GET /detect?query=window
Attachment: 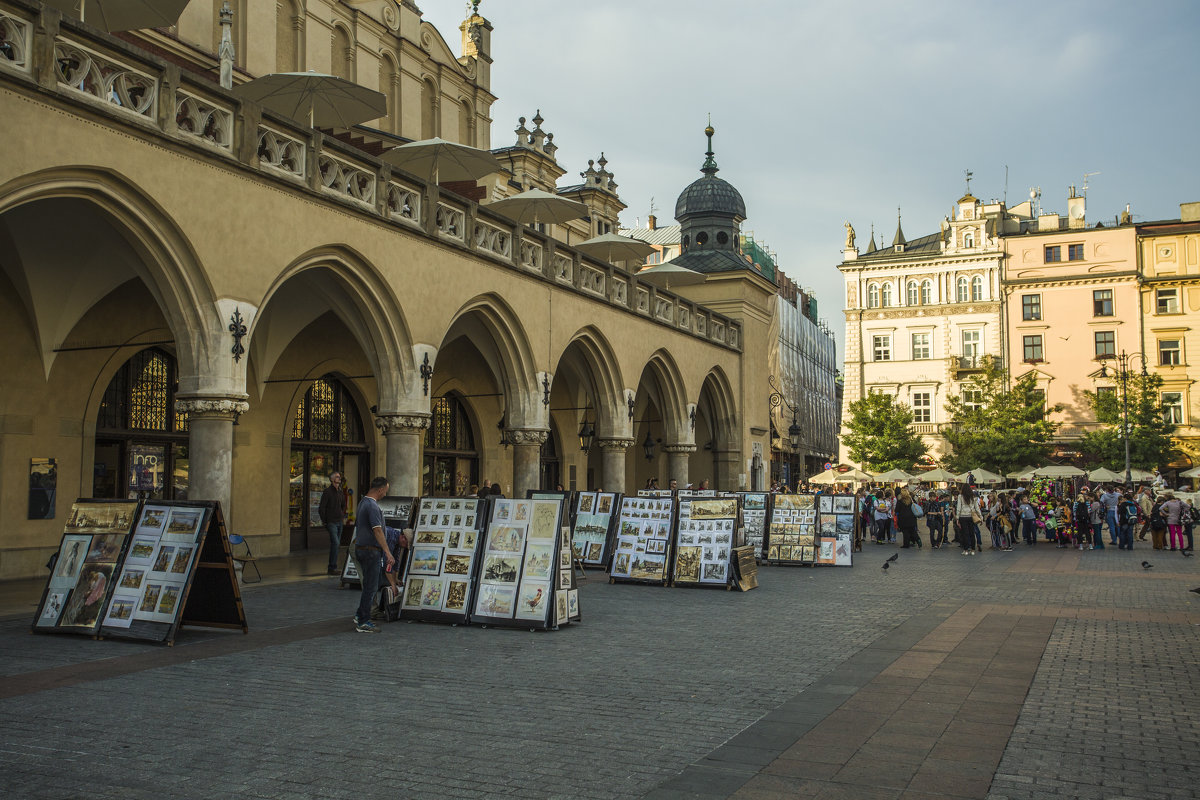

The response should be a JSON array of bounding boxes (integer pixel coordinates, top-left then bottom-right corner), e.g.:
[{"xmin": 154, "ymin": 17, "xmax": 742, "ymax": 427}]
[
  {"xmin": 1045, "ymin": 245, "xmax": 1062, "ymax": 262},
  {"xmin": 962, "ymin": 388, "xmax": 984, "ymax": 410},
  {"xmin": 867, "ymin": 284, "xmax": 879, "ymax": 308},
  {"xmin": 1068, "ymin": 243, "xmax": 1084, "ymax": 261},
  {"xmin": 872, "ymin": 335, "xmax": 892, "ymax": 361},
  {"xmin": 956, "ymin": 276, "xmax": 969, "ymax": 302},
  {"xmin": 962, "ymin": 330, "xmax": 981, "ymax": 360},
  {"xmin": 1023, "ymin": 335, "xmax": 1043, "ymax": 362},
  {"xmin": 1096, "ymin": 386, "xmax": 1116, "ymax": 400},
  {"xmin": 963, "ymin": 231, "xmax": 974, "ymax": 248},
  {"xmin": 971, "ymin": 275, "xmax": 983, "ymax": 301},
  {"xmin": 1094, "ymin": 331, "xmax": 1115, "ymax": 358},
  {"xmin": 1029, "ymin": 388, "xmax": 1047, "ymax": 414},
  {"xmin": 716, "ymin": 231, "xmax": 728, "ymax": 244},
  {"xmin": 911, "ymin": 332, "xmax": 931, "ymax": 360},
  {"xmin": 1162, "ymin": 392, "xmax": 1184, "ymax": 424},
  {"xmin": 920, "ymin": 279, "xmax": 932, "ymax": 305},
  {"xmin": 695, "ymin": 231, "xmax": 709, "ymax": 246},
  {"xmin": 1093, "ymin": 289, "xmax": 1113, "ymax": 316},
  {"xmin": 880, "ymin": 283, "xmax": 893, "ymax": 307},
  {"xmin": 911, "ymin": 392, "xmax": 932, "ymax": 423},
  {"xmin": 1022, "ymin": 294, "xmax": 1042, "ymax": 320},
  {"xmin": 1160, "ymin": 339, "xmax": 1181, "ymax": 366},
  {"xmin": 907, "ymin": 281, "xmax": 918, "ymax": 306},
  {"xmin": 1157, "ymin": 288, "xmax": 1179, "ymax": 314}
]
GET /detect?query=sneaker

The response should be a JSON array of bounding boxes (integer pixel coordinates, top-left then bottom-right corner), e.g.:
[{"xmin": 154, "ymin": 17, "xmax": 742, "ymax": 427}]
[{"xmin": 355, "ymin": 621, "xmax": 380, "ymax": 633}]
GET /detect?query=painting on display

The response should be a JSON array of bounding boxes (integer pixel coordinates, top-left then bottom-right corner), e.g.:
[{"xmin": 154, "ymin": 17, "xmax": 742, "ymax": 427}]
[
  {"xmin": 400, "ymin": 497, "xmax": 483, "ymax": 623},
  {"xmin": 673, "ymin": 497, "xmax": 737, "ymax": 587},
  {"xmin": 609, "ymin": 496, "xmax": 674, "ymax": 585},
  {"xmin": 766, "ymin": 493, "xmax": 856, "ymax": 567},
  {"xmin": 738, "ymin": 492, "xmax": 770, "ymax": 557},
  {"xmin": 571, "ymin": 491, "xmax": 620, "ymax": 568}
]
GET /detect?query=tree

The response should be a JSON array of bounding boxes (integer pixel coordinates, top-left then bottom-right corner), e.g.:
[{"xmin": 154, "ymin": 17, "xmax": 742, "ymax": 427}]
[
  {"xmin": 942, "ymin": 356, "xmax": 1061, "ymax": 474},
  {"xmin": 841, "ymin": 392, "xmax": 926, "ymax": 472},
  {"xmin": 1079, "ymin": 372, "xmax": 1176, "ymax": 471}
]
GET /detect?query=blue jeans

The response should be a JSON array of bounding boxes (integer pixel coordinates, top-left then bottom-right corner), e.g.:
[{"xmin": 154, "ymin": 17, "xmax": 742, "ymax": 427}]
[
  {"xmin": 1118, "ymin": 522, "xmax": 1133, "ymax": 550},
  {"xmin": 1021, "ymin": 518, "xmax": 1036, "ymax": 544},
  {"xmin": 1092, "ymin": 523, "xmax": 1105, "ymax": 549},
  {"xmin": 354, "ymin": 546, "xmax": 383, "ymax": 624},
  {"xmin": 326, "ymin": 523, "xmax": 343, "ymax": 570},
  {"xmin": 1106, "ymin": 510, "xmax": 1119, "ymax": 544}
]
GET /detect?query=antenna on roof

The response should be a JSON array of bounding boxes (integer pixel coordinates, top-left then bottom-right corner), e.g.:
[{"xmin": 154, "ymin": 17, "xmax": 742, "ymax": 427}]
[
  {"xmin": 964, "ymin": 169, "xmax": 973, "ymax": 194},
  {"xmin": 649, "ymin": 196, "xmax": 657, "ymax": 217},
  {"xmin": 1083, "ymin": 171, "xmax": 1100, "ymax": 199}
]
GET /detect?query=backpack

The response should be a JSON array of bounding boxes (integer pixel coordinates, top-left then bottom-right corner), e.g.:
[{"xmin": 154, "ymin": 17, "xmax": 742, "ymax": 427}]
[
  {"xmin": 1118, "ymin": 500, "xmax": 1137, "ymax": 526},
  {"xmin": 1150, "ymin": 503, "xmax": 1167, "ymax": 531}
]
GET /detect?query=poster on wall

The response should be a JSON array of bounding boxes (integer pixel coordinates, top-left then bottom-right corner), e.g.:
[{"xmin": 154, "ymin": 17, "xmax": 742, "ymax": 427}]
[
  {"xmin": 608, "ymin": 496, "xmax": 674, "ymax": 585},
  {"xmin": 471, "ymin": 498, "xmax": 573, "ymax": 629},
  {"xmin": 766, "ymin": 493, "xmax": 855, "ymax": 567},
  {"xmin": 33, "ymin": 500, "xmax": 138, "ymax": 635},
  {"xmin": 400, "ymin": 497, "xmax": 482, "ymax": 624},
  {"xmin": 674, "ymin": 496, "xmax": 738, "ymax": 587},
  {"xmin": 571, "ymin": 491, "xmax": 620, "ymax": 568}
]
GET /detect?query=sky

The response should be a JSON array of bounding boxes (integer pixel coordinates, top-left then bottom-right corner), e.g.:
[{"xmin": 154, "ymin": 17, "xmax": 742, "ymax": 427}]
[{"xmin": 421, "ymin": 0, "xmax": 1200, "ymax": 361}]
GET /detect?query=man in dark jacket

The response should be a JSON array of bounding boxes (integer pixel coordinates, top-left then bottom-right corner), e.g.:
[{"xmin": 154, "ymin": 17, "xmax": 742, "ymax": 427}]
[{"xmin": 319, "ymin": 472, "xmax": 348, "ymax": 575}]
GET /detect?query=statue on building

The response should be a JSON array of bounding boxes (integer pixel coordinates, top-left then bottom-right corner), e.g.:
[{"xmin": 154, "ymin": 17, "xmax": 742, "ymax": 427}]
[{"xmin": 844, "ymin": 221, "xmax": 856, "ymax": 250}]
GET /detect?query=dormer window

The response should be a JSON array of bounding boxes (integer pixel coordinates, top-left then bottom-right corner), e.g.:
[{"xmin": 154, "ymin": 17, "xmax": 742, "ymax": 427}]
[{"xmin": 963, "ymin": 231, "xmax": 974, "ymax": 248}]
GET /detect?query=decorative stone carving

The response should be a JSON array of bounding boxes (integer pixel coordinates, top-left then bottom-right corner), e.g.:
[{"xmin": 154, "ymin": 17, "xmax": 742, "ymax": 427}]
[
  {"xmin": 662, "ymin": 443, "xmax": 697, "ymax": 454},
  {"xmin": 596, "ymin": 438, "xmax": 634, "ymax": 451},
  {"xmin": 174, "ymin": 397, "xmax": 249, "ymax": 420},
  {"xmin": 374, "ymin": 413, "xmax": 430, "ymax": 434},
  {"xmin": 507, "ymin": 429, "xmax": 548, "ymax": 446}
]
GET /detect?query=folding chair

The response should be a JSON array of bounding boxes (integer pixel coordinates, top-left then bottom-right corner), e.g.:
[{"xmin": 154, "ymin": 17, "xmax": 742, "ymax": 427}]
[{"xmin": 228, "ymin": 534, "xmax": 261, "ymax": 583}]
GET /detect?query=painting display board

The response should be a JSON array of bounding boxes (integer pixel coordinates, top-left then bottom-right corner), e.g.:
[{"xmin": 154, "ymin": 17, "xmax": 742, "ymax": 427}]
[
  {"xmin": 673, "ymin": 496, "xmax": 738, "ymax": 587},
  {"xmin": 341, "ymin": 495, "xmax": 417, "ymax": 587},
  {"xmin": 738, "ymin": 493, "xmax": 770, "ymax": 557},
  {"xmin": 471, "ymin": 497, "xmax": 575, "ymax": 630},
  {"xmin": 765, "ymin": 493, "xmax": 856, "ymax": 567},
  {"xmin": 401, "ymin": 497, "xmax": 483, "ymax": 623},
  {"xmin": 34, "ymin": 499, "xmax": 138, "ymax": 636},
  {"xmin": 101, "ymin": 501, "xmax": 247, "ymax": 643},
  {"xmin": 571, "ymin": 491, "xmax": 621, "ymax": 568},
  {"xmin": 608, "ymin": 495, "xmax": 674, "ymax": 585}
]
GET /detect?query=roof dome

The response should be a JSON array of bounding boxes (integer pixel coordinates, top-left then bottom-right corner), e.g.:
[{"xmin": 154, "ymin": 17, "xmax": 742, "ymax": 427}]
[{"xmin": 674, "ymin": 124, "xmax": 746, "ymax": 222}]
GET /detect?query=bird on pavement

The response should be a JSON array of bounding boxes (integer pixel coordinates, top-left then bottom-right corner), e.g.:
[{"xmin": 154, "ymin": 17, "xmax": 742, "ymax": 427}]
[
  {"xmin": 886, "ymin": 553, "xmax": 899, "ymax": 563},
  {"xmin": 1190, "ymin": 587, "xmax": 1200, "ymax": 594},
  {"xmin": 881, "ymin": 562, "xmax": 890, "ymax": 571},
  {"xmin": 1142, "ymin": 561, "xmax": 1153, "ymax": 569}
]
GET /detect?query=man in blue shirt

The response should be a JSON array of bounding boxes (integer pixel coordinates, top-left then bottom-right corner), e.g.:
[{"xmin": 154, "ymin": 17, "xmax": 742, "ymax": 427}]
[
  {"xmin": 1099, "ymin": 485, "xmax": 1122, "ymax": 545},
  {"xmin": 353, "ymin": 476, "xmax": 394, "ymax": 633}
]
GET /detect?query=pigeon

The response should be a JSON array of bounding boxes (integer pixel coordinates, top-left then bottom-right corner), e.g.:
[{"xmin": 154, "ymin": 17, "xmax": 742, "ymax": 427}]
[
  {"xmin": 1190, "ymin": 587, "xmax": 1200, "ymax": 594},
  {"xmin": 1142, "ymin": 561, "xmax": 1153, "ymax": 569},
  {"xmin": 886, "ymin": 553, "xmax": 899, "ymax": 563},
  {"xmin": 881, "ymin": 562, "xmax": 890, "ymax": 571}
]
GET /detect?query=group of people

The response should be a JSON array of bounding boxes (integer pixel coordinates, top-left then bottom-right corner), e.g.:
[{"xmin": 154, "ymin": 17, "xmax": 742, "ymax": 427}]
[{"xmin": 856, "ymin": 483, "xmax": 1196, "ymax": 556}]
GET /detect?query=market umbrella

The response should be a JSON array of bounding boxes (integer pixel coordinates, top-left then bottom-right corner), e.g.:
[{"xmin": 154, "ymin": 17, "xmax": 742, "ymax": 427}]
[
  {"xmin": 872, "ymin": 468, "xmax": 914, "ymax": 483},
  {"xmin": 1032, "ymin": 465, "xmax": 1086, "ymax": 479},
  {"xmin": 380, "ymin": 137, "xmax": 501, "ymax": 184},
  {"xmin": 233, "ymin": 72, "xmax": 386, "ymax": 129},
  {"xmin": 635, "ymin": 262, "xmax": 707, "ymax": 291},
  {"xmin": 1128, "ymin": 468, "xmax": 1155, "ymax": 482},
  {"xmin": 1180, "ymin": 466, "xmax": 1200, "ymax": 479},
  {"xmin": 44, "ymin": 0, "xmax": 193, "ymax": 32},
  {"xmin": 913, "ymin": 467, "xmax": 960, "ymax": 483},
  {"xmin": 810, "ymin": 466, "xmax": 871, "ymax": 484},
  {"xmin": 1087, "ymin": 466, "xmax": 1125, "ymax": 483},
  {"xmin": 575, "ymin": 232, "xmax": 656, "ymax": 264},
  {"xmin": 487, "ymin": 188, "xmax": 587, "ymax": 227},
  {"xmin": 958, "ymin": 468, "xmax": 1005, "ymax": 485},
  {"xmin": 1007, "ymin": 465, "xmax": 1038, "ymax": 479}
]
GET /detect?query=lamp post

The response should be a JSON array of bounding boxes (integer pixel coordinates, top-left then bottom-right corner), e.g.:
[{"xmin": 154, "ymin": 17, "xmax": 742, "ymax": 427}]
[
  {"xmin": 1098, "ymin": 350, "xmax": 1147, "ymax": 486},
  {"xmin": 768, "ymin": 375, "xmax": 802, "ymax": 483}
]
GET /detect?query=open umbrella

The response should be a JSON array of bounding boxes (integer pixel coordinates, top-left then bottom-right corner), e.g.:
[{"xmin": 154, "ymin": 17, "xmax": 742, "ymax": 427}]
[
  {"xmin": 380, "ymin": 137, "xmax": 501, "ymax": 184},
  {"xmin": 635, "ymin": 262, "xmax": 707, "ymax": 291},
  {"xmin": 810, "ymin": 466, "xmax": 871, "ymax": 484},
  {"xmin": 1180, "ymin": 466, "xmax": 1200, "ymax": 479},
  {"xmin": 1007, "ymin": 465, "xmax": 1038, "ymax": 479},
  {"xmin": 44, "ymin": 0, "xmax": 193, "ymax": 32},
  {"xmin": 913, "ymin": 467, "xmax": 959, "ymax": 483},
  {"xmin": 1032, "ymin": 465, "xmax": 1086, "ymax": 479},
  {"xmin": 1087, "ymin": 466, "xmax": 1124, "ymax": 483},
  {"xmin": 575, "ymin": 232, "xmax": 656, "ymax": 264},
  {"xmin": 1127, "ymin": 468, "xmax": 1155, "ymax": 482},
  {"xmin": 872, "ymin": 468, "xmax": 914, "ymax": 483},
  {"xmin": 487, "ymin": 188, "xmax": 587, "ymax": 227},
  {"xmin": 957, "ymin": 468, "xmax": 1005, "ymax": 485},
  {"xmin": 233, "ymin": 72, "xmax": 386, "ymax": 129}
]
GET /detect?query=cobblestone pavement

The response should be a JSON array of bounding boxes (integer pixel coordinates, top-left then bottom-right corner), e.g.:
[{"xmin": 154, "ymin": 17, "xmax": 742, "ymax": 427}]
[{"xmin": 1, "ymin": 544, "xmax": 1197, "ymax": 799}]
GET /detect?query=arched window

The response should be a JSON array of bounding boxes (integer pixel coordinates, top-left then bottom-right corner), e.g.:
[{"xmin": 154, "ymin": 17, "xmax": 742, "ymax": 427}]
[
  {"xmin": 880, "ymin": 283, "xmax": 893, "ymax": 307},
  {"xmin": 696, "ymin": 231, "xmax": 709, "ymax": 247},
  {"xmin": 423, "ymin": 394, "xmax": 478, "ymax": 496},
  {"xmin": 380, "ymin": 55, "xmax": 399, "ymax": 134},
  {"xmin": 275, "ymin": 0, "xmax": 302, "ymax": 72},
  {"xmin": 421, "ymin": 79, "xmax": 438, "ymax": 139},
  {"xmin": 971, "ymin": 275, "xmax": 984, "ymax": 301},
  {"xmin": 458, "ymin": 100, "xmax": 473, "ymax": 146},
  {"xmin": 93, "ymin": 348, "xmax": 189, "ymax": 500},
  {"xmin": 331, "ymin": 26, "xmax": 353, "ymax": 81},
  {"xmin": 920, "ymin": 279, "xmax": 932, "ymax": 305},
  {"xmin": 867, "ymin": 284, "xmax": 879, "ymax": 308},
  {"xmin": 907, "ymin": 281, "xmax": 919, "ymax": 306},
  {"xmin": 956, "ymin": 276, "xmax": 969, "ymax": 303},
  {"xmin": 963, "ymin": 231, "xmax": 974, "ymax": 248},
  {"xmin": 289, "ymin": 376, "xmax": 368, "ymax": 543}
]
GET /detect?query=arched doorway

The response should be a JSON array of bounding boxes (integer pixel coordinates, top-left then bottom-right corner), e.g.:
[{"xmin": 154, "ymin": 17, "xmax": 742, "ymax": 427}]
[
  {"xmin": 288, "ymin": 375, "xmax": 368, "ymax": 551},
  {"xmin": 423, "ymin": 393, "xmax": 479, "ymax": 496},
  {"xmin": 93, "ymin": 348, "xmax": 189, "ymax": 500}
]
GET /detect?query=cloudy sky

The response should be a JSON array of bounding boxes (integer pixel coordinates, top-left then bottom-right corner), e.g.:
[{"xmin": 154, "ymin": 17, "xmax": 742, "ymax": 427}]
[{"xmin": 421, "ymin": 1, "xmax": 1200, "ymax": 359}]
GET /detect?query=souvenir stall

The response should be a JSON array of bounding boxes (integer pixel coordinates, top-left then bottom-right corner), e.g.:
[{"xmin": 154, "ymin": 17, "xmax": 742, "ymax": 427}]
[
  {"xmin": 765, "ymin": 493, "xmax": 855, "ymax": 567},
  {"xmin": 340, "ymin": 495, "xmax": 417, "ymax": 588},
  {"xmin": 608, "ymin": 495, "xmax": 675, "ymax": 585},
  {"xmin": 570, "ymin": 491, "xmax": 621, "ymax": 568},
  {"xmin": 399, "ymin": 497, "xmax": 484, "ymax": 624}
]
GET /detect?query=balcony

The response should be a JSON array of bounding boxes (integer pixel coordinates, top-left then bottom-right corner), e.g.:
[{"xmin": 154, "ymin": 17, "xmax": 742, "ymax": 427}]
[{"xmin": 950, "ymin": 355, "xmax": 999, "ymax": 378}]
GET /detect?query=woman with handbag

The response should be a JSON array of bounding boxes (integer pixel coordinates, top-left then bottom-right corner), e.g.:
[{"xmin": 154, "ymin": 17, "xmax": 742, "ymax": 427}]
[
  {"xmin": 896, "ymin": 488, "xmax": 922, "ymax": 549},
  {"xmin": 955, "ymin": 484, "xmax": 982, "ymax": 555}
]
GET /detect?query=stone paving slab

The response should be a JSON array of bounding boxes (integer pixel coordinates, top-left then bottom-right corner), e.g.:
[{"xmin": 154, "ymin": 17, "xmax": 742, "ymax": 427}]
[{"xmin": 0, "ymin": 544, "xmax": 1197, "ymax": 799}]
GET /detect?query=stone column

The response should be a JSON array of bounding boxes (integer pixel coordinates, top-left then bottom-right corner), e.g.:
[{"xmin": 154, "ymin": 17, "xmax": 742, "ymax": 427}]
[
  {"xmin": 374, "ymin": 413, "xmax": 430, "ymax": 497},
  {"xmin": 664, "ymin": 444, "xmax": 696, "ymax": 489},
  {"xmin": 508, "ymin": 429, "xmax": 548, "ymax": 498},
  {"xmin": 175, "ymin": 396, "xmax": 249, "ymax": 518},
  {"xmin": 596, "ymin": 438, "xmax": 634, "ymax": 493}
]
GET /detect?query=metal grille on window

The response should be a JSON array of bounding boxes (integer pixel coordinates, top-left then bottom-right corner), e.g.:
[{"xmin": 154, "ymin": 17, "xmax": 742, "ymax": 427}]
[
  {"xmin": 129, "ymin": 350, "xmax": 170, "ymax": 431},
  {"xmin": 308, "ymin": 379, "xmax": 336, "ymax": 441}
]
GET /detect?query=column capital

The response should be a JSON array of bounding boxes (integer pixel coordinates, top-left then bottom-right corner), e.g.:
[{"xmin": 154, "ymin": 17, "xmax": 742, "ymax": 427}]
[
  {"xmin": 175, "ymin": 395, "xmax": 249, "ymax": 421},
  {"xmin": 662, "ymin": 443, "xmax": 697, "ymax": 454},
  {"xmin": 507, "ymin": 428, "xmax": 548, "ymax": 446},
  {"xmin": 596, "ymin": 437, "xmax": 635, "ymax": 451},
  {"xmin": 374, "ymin": 413, "xmax": 430, "ymax": 434}
]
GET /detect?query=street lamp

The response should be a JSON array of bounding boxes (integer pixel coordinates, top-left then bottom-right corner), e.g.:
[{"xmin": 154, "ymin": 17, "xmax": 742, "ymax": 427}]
[
  {"xmin": 642, "ymin": 429, "xmax": 656, "ymax": 461},
  {"xmin": 1098, "ymin": 350, "xmax": 1148, "ymax": 486},
  {"xmin": 577, "ymin": 415, "xmax": 595, "ymax": 453},
  {"xmin": 768, "ymin": 374, "xmax": 802, "ymax": 481}
]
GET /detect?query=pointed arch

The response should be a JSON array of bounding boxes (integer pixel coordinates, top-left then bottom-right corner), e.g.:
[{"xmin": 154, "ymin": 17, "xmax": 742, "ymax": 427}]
[
  {"xmin": 440, "ymin": 293, "xmax": 539, "ymax": 425},
  {"xmin": 697, "ymin": 365, "xmax": 738, "ymax": 450},
  {"xmin": 637, "ymin": 349, "xmax": 688, "ymax": 440},
  {"xmin": 553, "ymin": 326, "xmax": 626, "ymax": 434}
]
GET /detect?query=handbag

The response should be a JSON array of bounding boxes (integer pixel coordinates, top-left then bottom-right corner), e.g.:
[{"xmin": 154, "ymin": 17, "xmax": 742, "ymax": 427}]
[
  {"xmin": 913, "ymin": 503, "xmax": 925, "ymax": 517},
  {"xmin": 970, "ymin": 506, "xmax": 983, "ymax": 525}
]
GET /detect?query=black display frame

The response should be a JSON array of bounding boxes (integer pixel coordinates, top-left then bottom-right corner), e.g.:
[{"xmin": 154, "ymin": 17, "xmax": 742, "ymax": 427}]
[{"xmin": 399, "ymin": 496, "xmax": 485, "ymax": 625}]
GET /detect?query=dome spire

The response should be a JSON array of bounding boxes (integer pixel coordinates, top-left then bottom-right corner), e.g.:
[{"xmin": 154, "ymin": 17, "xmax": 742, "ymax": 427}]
[{"xmin": 701, "ymin": 115, "xmax": 719, "ymax": 176}]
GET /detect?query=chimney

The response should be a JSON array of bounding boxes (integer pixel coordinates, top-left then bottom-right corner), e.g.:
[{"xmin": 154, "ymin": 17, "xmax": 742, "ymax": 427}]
[
  {"xmin": 1181, "ymin": 202, "xmax": 1200, "ymax": 222},
  {"xmin": 647, "ymin": 214, "xmax": 657, "ymax": 231},
  {"xmin": 1119, "ymin": 204, "xmax": 1133, "ymax": 225}
]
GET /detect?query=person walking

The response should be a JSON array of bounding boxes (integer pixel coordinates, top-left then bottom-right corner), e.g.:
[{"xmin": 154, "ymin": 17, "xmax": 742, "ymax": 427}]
[
  {"xmin": 318, "ymin": 472, "xmax": 348, "ymax": 575},
  {"xmin": 1117, "ymin": 490, "xmax": 1138, "ymax": 550},
  {"xmin": 955, "ymin": 484, "xmax": 981, "ymax": 555},
  {"xmin": 1161, "ymin": 491, "xmax": 1185, "ymax": 551},
  {"xmin": 352, "ymin": 477, "xmax": 394, "ymax": 634},
  {"xmin": 1074, "ymin": 492, "xmax": 1093, "ymax": 550},
  {"xmin": 1137, "ymin": 486, "xmax": 1154, "ymax": 541},
  {"xmin": 926, "ymin": 492, "xmax": 946, "ymax": 548},
  {"xmin": 1087, "ymin": 490, "xmax": 1105, "ymax": 550},
  {"xmin": 896, "ymin": 488, "xmax": 921, "ymax": 548},
  {"xmin": 1183, "ymin": 498, "xmax": 1195, "ymax": 552},
  {"xmin": 873, "ymin": 489, "xmax": 894, "ymax": 545}
]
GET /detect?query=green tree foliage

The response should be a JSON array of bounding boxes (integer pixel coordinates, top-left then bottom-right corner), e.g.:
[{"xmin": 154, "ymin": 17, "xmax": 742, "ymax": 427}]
[
  {"xmin": 841, "ymin": 392, "xmax": 926, "ymax": 472},
  {"xmin": 1079, "ymin": 372, "xmax": 1176, "ymax": 471},
  {"xmin": 943, "ymin": 356, "xmax": 1061, "ymax": 474}
]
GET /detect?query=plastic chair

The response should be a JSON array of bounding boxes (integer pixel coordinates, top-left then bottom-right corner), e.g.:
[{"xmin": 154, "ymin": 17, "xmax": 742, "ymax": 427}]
[{"xmin": 228, "ymin": 534, "xmax": 261, "ymax": 583}]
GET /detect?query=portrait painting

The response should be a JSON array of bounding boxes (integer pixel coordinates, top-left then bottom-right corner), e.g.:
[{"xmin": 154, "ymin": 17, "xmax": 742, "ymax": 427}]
[
  {"xmin": 475, "ymin": 584, "xmax": 515, "ymax": 617},
  {"xmin": 515, "ymin": 582, "xmax": 550, "ymax": 620},
  {"xmin": 522, "ymin": 544, "xmax": 554, "ymax": 580},
  {"xmin": 53, "ymin": 535, "xmax": 91, "ymax": 581},
  {"xmin": 58, "ymin": 564, "xmax": 113, "ymax": 629},
  {"xmin": 444, "ymin": 580, "xmax": 468, "ymax": 611},
  {"xmin": 443, "ymin": 554, "xmax": 471, "ymax": 575},
  {"xmin": 410, "ymin": 546, "xmax": 444, "ymax": 575},
  {"xmin": 404, "ymin": 578, "xmax": 424, "ymax": 607}
]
